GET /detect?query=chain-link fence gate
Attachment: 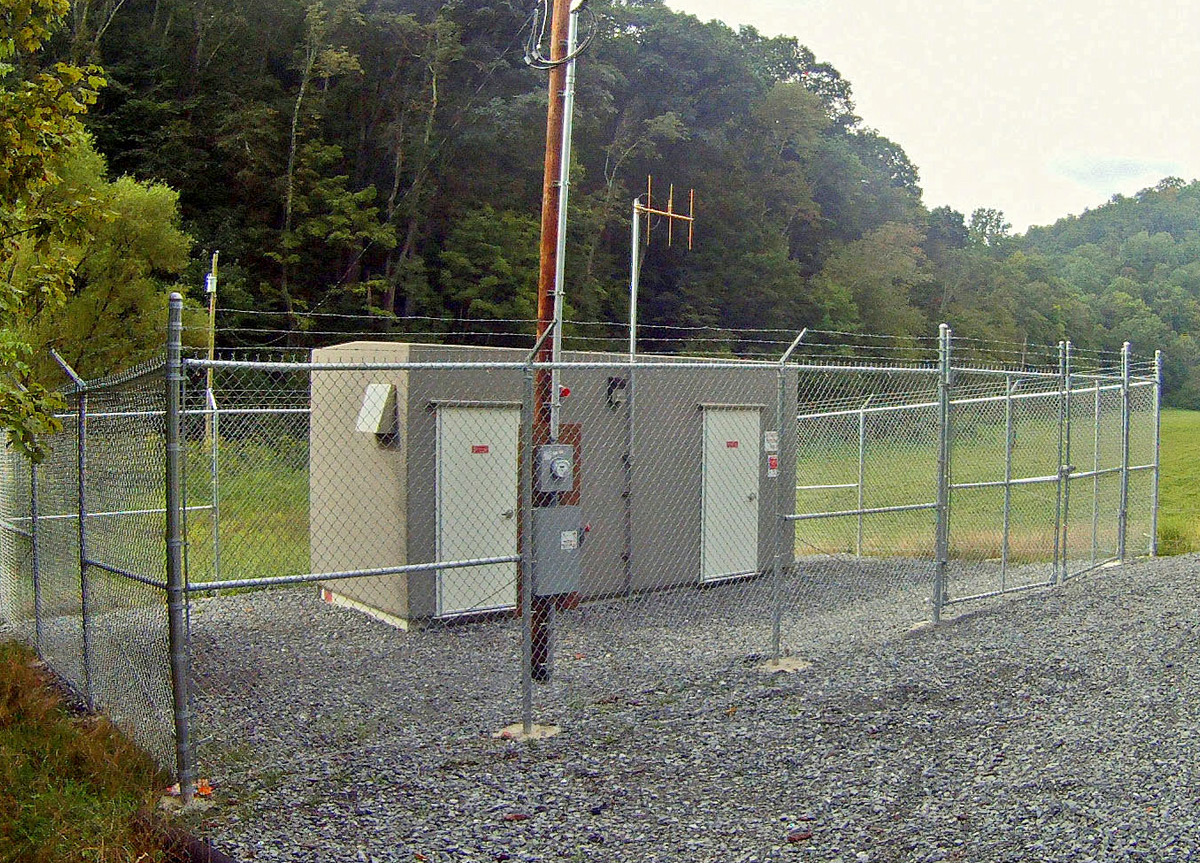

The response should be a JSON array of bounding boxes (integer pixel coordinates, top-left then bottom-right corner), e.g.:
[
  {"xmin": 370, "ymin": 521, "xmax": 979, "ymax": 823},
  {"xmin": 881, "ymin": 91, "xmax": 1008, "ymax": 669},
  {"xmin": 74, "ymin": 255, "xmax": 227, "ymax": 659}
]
[{"xmin": 0, "ymin": 295, "xmax": 1163, "ymax": 808}]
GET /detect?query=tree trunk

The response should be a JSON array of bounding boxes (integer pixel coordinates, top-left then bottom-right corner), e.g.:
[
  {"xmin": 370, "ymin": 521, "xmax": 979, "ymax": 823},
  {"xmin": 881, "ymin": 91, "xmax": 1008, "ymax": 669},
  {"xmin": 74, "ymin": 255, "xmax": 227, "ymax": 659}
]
[{"xmin": 281, "ymin": 48, "xmax": 316, "ymax": 337}]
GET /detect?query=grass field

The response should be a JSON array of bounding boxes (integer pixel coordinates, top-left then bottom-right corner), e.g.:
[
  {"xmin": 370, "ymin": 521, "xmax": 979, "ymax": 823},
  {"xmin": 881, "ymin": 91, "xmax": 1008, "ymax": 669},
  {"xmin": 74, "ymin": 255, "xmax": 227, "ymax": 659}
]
[
  {"xmin": 1157, "ymin": 409, "xmax": 1200, "ymax": 554},
  {"xmin": 794, "ymin": 400, "xmax": 1132, "ymax": 561}
]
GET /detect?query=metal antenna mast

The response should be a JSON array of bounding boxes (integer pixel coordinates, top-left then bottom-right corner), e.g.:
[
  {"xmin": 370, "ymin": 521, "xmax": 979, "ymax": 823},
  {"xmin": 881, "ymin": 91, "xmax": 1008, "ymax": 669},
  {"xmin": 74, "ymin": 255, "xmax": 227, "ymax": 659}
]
[{"xmin": 630, "ymin": 176, "xmax": 696, "ymax": 360}]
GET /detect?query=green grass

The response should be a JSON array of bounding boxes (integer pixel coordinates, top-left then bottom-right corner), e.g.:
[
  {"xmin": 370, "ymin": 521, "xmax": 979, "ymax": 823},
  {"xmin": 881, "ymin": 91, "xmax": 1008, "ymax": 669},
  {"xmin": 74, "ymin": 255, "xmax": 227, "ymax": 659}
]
[
  {"xmin": 1157, "ymin": 409, "xmax": 1200, "ymax": 554},
  {"xmin": 183, "ymin": 437, "xmax": 309, "ymax": 584},
  {"xmin": 796, "ymin": 419, "xmax": 1060, "ymax": 558},
  {"xmin": 796, "ymin": 405, "xmax": 1178, "ymax": 560},
  {"xmin": 0, "ymin": 641, "xmax": 170, "ymax": 863}
]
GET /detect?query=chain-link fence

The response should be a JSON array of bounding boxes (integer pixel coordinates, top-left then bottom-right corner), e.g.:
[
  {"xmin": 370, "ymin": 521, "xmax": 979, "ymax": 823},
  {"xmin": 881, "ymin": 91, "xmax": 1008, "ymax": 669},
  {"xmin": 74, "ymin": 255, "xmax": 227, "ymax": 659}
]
[
  {"xmin": 0, "ymin": 357, "xmax": 177, "ymax": 769},
  {"xmin": 0, "ymin": 299, "xmax": 1162, "ymax": 810}
]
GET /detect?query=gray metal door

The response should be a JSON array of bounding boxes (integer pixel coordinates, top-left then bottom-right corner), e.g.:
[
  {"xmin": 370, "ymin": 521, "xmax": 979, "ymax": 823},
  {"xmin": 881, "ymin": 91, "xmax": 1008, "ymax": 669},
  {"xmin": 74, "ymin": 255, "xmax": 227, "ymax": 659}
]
[
  {"xmin": 436, "ymin": 406, "xmax": 519, "ymax": 616},
  {"xmin": 701, "ymin": 407, "xmax": 761, "ymax": 582}
]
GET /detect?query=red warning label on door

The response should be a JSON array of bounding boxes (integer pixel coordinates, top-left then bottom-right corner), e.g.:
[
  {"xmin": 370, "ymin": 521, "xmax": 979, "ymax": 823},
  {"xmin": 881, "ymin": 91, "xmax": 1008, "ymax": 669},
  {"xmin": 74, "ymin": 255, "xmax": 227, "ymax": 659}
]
[
  {"xmin": 726, "ymin": 440, "xmax": 739, "ymax": 448},
  {"xmin": 767, "ymin": 453, "xmax": 779, "ymax": 478},
  {"xmin": 471, "ymin": 445, "xmax": 490, "ymax": 454}
]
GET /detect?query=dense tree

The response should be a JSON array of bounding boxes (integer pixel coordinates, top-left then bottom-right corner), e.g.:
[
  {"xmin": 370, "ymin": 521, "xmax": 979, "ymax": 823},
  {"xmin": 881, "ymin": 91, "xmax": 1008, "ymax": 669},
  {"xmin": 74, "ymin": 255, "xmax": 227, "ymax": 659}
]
[
  {"xmin": 438, "ymin": 204, "xmax": 538, "ymax": 341},
  {"xmin": 18, "ymin": 0, "xmax": 1191, "ymax": 408},
  {"xmin": 1, "ymin": 0, "xmax": 104, "ymax": 459},
  {"xmin": 924, "ymin": 205, "xmax": 969, "ymax": 258},
  {"xmin": 813, "ymin": 222, "xmax": 931, "ymax": 337},
  {"xmin": 14, "ymin": 137, "xmax": 192, "ymax": 379},
  {"xmin": 968, "ymin": 207, "xmax": 1012, "ymax": 248},
  {"xmin": 1015, "ymin": 181, "xmax": 1200, "ymax": 405}
]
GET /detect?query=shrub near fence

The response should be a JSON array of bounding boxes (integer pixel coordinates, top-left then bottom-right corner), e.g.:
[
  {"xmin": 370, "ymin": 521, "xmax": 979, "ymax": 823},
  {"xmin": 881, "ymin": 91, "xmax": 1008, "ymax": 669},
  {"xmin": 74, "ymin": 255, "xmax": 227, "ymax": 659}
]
[{"xmin": 0, "ymin": 299, "xmax": 1161, "ymax": 810}]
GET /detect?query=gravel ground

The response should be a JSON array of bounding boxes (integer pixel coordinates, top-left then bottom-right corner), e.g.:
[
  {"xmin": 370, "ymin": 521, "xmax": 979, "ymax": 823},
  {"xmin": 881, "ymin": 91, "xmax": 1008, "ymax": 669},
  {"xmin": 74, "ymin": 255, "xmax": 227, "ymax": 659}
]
[{"xmin": 181, "ymin": 554, "xmax": 1200, "ymax": 862}]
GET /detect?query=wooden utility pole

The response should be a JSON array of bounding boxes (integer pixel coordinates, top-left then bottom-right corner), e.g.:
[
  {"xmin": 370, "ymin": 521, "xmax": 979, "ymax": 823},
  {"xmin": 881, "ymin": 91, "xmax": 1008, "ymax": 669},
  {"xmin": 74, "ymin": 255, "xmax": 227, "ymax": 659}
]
[
  {"xmin": 536, "ymin": 0, "xmax": 571, "ymax": 444},
  {"xmin": 531, "ymin": 0, "xmax": 572, "ymax": 682}
]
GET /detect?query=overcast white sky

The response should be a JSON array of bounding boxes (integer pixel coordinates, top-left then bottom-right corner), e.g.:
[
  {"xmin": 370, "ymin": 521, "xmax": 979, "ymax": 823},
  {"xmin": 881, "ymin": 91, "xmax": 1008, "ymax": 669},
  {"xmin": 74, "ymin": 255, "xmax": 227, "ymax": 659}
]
[{"xmin": 666, "ymin": 0, "xmax": 1200, "ymax": 232}]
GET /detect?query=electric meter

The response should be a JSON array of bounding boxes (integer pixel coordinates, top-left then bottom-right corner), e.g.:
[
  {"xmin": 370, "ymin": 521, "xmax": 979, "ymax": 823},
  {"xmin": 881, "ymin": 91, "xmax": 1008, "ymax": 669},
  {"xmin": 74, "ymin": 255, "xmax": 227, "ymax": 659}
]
[{"xmin": 537, "ymin": 444, "xmax": 575, "ymax": 493}]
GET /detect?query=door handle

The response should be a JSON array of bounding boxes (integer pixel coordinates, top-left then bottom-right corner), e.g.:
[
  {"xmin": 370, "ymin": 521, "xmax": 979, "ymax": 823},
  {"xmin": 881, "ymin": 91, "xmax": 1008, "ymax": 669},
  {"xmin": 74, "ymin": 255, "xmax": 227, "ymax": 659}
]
[
  {"xmin": 501, "ymin": 509, "xmax": 515, "ymax": 519},
  {"xmin": 747, "ymin": 492, "xmax": 757, "ymax": 502}
]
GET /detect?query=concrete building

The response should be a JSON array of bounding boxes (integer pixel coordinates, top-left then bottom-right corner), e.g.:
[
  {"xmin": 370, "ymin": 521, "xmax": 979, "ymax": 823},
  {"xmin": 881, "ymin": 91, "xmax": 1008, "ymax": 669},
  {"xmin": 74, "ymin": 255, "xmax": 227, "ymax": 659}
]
[{"xmin": 310, "ymin": 342, "xmax": 797, "ymax": 627}]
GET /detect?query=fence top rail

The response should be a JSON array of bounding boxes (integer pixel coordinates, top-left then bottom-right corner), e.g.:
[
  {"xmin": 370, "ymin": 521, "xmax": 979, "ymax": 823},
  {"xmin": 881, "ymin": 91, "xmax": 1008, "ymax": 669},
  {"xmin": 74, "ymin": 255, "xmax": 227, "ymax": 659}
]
[
  {"xmin": 793, "ymin": 362, "xmax": 939, "ymax": 374},
  {"xmin": 1073, "ymin": 371, "xmax": 1158, "ymax": 385},
  {"xmin": 188, "ymin": 357, "xmax": 777, "ymax": 373},
  {"xmin": 952, "ymin": 363, "xmax": 1151, "ymax": 383},
  {"xmin": 182, "ymin": 356, "xmax": 1161, "ymax": 380},
  {"xmin": 951, "ymin": 364, "xmax": 1061, "ymax": 381},
  {"xmin": 190, "ymin": 356, "xmax": 948, "ymax": 375}
]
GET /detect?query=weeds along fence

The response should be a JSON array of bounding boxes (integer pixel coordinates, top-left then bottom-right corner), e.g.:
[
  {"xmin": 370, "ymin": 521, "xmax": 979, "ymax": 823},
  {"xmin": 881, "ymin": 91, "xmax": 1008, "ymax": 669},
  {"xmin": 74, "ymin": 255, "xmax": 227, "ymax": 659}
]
[{"xmin": 0, "ymin": 298, "xmax": 1161, "ymax": 801}]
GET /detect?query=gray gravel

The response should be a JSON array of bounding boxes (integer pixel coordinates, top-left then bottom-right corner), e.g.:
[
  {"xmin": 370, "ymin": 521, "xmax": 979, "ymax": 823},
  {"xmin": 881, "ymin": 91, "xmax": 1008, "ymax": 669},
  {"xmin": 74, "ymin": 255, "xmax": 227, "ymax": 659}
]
[{"xmin": 185, "ymin": 554, "xmax": 1200, "ymax": 862}]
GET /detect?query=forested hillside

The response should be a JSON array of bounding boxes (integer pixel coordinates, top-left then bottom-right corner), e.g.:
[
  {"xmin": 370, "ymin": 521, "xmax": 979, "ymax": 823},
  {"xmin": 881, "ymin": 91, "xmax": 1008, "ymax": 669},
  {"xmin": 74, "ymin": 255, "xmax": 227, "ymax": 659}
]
[{"xmin": 34, "ymin": 0, "xmax": 1200, "ymax": 403}]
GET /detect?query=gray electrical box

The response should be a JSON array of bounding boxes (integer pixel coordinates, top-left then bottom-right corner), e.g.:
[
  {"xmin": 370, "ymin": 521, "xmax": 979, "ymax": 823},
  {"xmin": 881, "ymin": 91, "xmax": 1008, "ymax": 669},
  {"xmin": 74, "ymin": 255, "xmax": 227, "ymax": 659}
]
[
  {"xmin": 536, "ymin": 444, "xmax": 575, "ymax": 493},
  {"xmin": 532, "ymin": 505, "xmax": 582, "ymax": 596}
]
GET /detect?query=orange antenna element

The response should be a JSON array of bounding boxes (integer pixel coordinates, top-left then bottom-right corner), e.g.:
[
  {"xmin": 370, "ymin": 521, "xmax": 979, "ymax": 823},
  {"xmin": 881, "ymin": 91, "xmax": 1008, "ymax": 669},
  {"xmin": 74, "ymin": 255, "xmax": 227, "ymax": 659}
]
[
  {"xmin": 646, "ymin": 175, "xmax": 653, "ymax": 247},
  {"xmin": 636, "ymin": 176, "xmax": 696, "ymax": 249},
  {"xmin": 668, "ymin": 184, "xmax": 675, "ymax": 247},
  {"xmin": 689, "ymin": 188, "xmax": 695, "ymax": 249},
  {"xmin": 630, "ymin": 176, "xmax": 697, "ymax": 362}
]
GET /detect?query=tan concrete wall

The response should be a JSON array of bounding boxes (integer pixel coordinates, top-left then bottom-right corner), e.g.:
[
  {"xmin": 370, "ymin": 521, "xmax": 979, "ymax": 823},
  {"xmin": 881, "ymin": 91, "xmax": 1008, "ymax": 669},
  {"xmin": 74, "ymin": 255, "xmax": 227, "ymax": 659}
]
[{"xmin": 310, "ymin": 342, "xmax": 410, "ymax": 616}]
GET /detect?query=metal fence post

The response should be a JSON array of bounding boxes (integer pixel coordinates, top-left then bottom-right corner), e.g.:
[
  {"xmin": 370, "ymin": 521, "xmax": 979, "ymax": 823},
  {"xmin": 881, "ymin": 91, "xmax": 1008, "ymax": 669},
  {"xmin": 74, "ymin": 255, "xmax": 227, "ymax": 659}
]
[
  {"xmin": 1117, "ymin": 342, "xmax": 1132, "ymax": 561},
  {"xmin": 520, "ymin": 359, "xmax": 536, "ymax": 734},
  {"xmin": 623, "ymin": 361, "xmax": 635, "ymax": 596},
  {"xmin": 1150, "ymin": 349, "xmax": 1162, "ymax": 557},
  {"xmin": 165, "ymin": 293, "xmax": 195, "ymax": 804},
  {"xmin": 1090, "ymin": 380, "xmax": 1101, "ymax": 566},
  {"xmin": 51, "ymin": 350, "xmax": 94, "ymax": 709},
  {"xmin": 78, "ymin": 383, "xmax": 93, "ymax": 708},
  {"xmin": 520, "ymin": 326, "xmax": 553, "ymax": 731},
  {"xmin": 1001, "ymin": 377, "xmax": 1014, "ymax": 592},
  {"xmin": 856, "ymin": 397, "xmax": 869, "ymax": 557},
  {"xmin": 771, "ymin": 330, "xmax": 805, "ymax": 661},
  {"xmin": 933, "ymin": 324, "xmax": 951, "ymax": 624},
  {"xmin": 1058, "ymin": 341, "xmax": 1073, "ymax": 584},
  {"xmin": 1051, "ymin": 342, "xmax": 1065, "ymax": 584},
  {"xmin": 30, "ymin": 460, "xmax": 43, "ymax": 658},
  {"xmin": 208, "ymin": 389, "xmax": 221, "ymax": 582}
]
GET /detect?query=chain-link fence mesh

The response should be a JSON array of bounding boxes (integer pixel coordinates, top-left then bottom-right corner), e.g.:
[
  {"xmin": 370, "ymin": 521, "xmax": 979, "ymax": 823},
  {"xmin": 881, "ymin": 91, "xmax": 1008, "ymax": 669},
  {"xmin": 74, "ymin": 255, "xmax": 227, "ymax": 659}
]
[
  {"xmin": 1061, "ymin": 378, "xmax": 1121, "ymax": 577},
  {"xmin": 791, "ymin": 369, "xmax": 941, "ymax": 647},
  {"xmin": 0, "ymin": 359, "xmax": 176, "ymax": 769},
  {"xmin": 30, "ymin": 388, "xmax": 85, "ymax": 692},
  {"xmin": 181, "ymin": 354, "xmax": 311, "ymax": 592},
  {"xmin": 945, "ymin": 372, "xmax": 1059, "ymax": 601},
  {"xmin": 0, "ymin": 447, "xmax": 35, "ymax": 647},
  {"xmin": 1127, "ymin": 380, "xmax": 1159, "ymax": 559},
  {"xmin": 0, "ymin": 328, "xmax": 1163, "ymax": 810},
  {"xmin": 82, "ymin": 362, "xmax": 177, "ymax": 769}
]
